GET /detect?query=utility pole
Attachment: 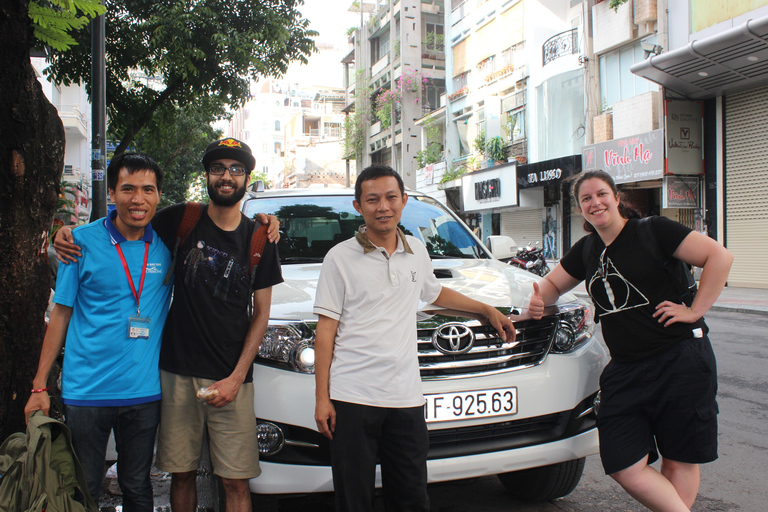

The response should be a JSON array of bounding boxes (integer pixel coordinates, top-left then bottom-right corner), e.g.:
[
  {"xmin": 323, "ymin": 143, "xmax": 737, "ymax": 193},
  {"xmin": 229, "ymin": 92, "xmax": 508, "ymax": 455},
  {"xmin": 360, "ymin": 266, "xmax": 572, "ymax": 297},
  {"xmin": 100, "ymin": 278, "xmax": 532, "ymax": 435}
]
[{"xmin": 90, "ymin": 3, "xmax": 107, "ymax": 220}]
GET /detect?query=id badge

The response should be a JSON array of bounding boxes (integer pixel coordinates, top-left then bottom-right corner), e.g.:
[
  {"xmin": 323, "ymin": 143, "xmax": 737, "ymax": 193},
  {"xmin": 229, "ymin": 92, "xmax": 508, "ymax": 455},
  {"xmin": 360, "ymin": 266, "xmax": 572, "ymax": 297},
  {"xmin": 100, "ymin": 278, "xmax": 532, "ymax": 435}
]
[{"xmin": 129, "ymin": 316, "xmax": 151, "ymax": 339}]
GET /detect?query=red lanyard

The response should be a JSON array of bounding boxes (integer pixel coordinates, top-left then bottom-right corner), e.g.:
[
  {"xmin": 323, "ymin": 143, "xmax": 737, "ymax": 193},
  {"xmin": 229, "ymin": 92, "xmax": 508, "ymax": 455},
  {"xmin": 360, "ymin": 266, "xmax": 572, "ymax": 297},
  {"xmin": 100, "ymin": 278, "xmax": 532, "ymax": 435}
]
[{"xmin": 115, "ymin": 242, "xmax": 149, "ymax": 316}]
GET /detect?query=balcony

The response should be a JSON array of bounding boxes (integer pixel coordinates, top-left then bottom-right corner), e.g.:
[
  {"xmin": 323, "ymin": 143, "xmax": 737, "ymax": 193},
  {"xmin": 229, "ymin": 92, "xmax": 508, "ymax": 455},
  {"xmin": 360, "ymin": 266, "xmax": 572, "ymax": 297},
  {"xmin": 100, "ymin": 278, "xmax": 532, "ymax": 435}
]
[
  {"xmin": 422, "ymin": 42, "xmax": 445, "ymax": 62},
  {"xmin": 542, "ymin": 29, "xmax": 578, "ymax": 66},
  {"xmin": 58, "ymin": 104, "xmax": 88, "ymax": 139}
]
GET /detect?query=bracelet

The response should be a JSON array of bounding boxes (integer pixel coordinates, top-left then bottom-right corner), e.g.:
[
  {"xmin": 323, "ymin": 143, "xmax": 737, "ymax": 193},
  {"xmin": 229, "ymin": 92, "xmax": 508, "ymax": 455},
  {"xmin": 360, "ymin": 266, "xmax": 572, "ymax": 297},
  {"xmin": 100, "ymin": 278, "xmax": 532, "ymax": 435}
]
[{"xmin": 30, "ymin": 388, "xmax": 50, "ymax": 393}]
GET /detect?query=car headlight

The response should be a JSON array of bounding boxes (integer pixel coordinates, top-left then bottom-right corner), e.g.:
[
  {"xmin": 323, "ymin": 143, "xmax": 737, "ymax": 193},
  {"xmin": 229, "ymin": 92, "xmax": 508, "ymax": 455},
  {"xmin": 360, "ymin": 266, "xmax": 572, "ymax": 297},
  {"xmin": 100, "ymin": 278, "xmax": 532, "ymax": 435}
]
[
  {"xmin": 550, "ymin": 302, "xmax": 595, "ymax": 354},
  {"xmin": 258, "ymin": 321, "xmax": 315, "ymax": 373}
]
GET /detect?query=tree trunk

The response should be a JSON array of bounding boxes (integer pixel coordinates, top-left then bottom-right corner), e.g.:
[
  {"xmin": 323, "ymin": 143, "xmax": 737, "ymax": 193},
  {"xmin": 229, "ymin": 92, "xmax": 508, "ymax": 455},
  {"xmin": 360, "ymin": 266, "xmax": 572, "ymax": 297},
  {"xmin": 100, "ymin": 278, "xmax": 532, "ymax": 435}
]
[{"xmin": 0, "ymin": 0, "xmax": 66, "ymax": 441}]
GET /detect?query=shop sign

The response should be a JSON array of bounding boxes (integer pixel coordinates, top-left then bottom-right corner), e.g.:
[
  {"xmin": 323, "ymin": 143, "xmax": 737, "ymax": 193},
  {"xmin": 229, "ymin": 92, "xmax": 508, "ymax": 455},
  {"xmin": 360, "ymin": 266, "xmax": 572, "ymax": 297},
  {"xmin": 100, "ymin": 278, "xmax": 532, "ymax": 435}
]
[
  {"xmin": 474, "ymin": 178, "xmax": 501, "ymax": 201},
  {"xmin": 665, "ymin": 100, "xmax": 704, "ymax": 175},
  {"xmin": 663, "ymin": 175, "xmax": 700, "ymax": 209},
  {"xmin": 582, "ymin": 129, "xmax": 663, "ymax": 184},
  {"xmin": 424, "ymin": 164, "xmax": 434, "ymax": 185},
  {"xmin": 516, "ymin": 155, "xmax": 580, "ymax": 189},
  {"xmin": 461, "ymin": 164, "xmax": 518, "ymax": 212}
]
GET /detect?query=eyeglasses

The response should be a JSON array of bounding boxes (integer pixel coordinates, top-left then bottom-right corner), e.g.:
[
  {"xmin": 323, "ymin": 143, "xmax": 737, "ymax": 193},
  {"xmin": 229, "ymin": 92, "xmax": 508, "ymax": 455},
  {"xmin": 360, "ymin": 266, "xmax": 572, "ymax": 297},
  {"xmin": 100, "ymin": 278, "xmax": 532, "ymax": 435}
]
[{"xmin": 209, "ymin": 165, "xmax": 247, "ymax": 176}]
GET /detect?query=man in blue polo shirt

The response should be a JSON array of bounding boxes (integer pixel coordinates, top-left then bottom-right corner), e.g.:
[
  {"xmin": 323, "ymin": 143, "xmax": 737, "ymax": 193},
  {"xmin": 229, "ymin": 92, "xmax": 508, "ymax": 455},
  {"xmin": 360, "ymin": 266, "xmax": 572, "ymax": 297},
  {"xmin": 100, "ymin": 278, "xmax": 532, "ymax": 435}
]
[{"xmin": 25, "ymin": 153, "xmax": 171, "ymax": 511}]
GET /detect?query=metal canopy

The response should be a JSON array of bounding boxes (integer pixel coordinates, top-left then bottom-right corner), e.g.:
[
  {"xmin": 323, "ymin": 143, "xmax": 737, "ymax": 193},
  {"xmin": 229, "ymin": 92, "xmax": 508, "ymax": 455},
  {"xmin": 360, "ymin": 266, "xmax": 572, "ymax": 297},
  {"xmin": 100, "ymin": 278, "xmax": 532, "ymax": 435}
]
[{"xmin": 631, "ymin": 14, "xmax": 768, "ymax": 99}]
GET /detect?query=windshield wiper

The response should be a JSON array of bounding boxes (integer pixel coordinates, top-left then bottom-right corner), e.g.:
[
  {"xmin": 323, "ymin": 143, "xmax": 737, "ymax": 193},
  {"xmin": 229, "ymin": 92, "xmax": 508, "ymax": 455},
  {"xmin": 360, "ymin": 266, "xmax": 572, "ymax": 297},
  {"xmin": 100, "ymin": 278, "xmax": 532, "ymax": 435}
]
[
  {"xmin": 281, "ymin": 256, "xmax": 325, "ymax": 263},
  {"xmin": 429, "ymin": 253, "xmax": 469, "ymax": 259}
]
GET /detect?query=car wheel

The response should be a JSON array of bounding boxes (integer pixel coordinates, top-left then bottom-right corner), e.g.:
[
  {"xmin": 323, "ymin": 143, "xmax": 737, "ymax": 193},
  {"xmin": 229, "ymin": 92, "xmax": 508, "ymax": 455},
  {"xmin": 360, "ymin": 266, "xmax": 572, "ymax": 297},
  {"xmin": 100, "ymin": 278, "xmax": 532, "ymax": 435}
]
[
  {"xmin": 251, "ymin": 493, "xmax": 279, "ymax": 512},
  {"xmin": 497, "ymin": 457, "xmax": 585, "ymax": 502}
]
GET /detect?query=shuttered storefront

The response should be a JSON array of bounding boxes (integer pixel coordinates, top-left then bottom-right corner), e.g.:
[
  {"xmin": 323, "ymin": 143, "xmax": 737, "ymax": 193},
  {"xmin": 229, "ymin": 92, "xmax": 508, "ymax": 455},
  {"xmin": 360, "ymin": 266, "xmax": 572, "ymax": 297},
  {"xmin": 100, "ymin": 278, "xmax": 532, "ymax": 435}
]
[
  {"xmin": 501, "ymin": 209, "xmax": 542, "ymax": 247},
  {"xmin": 725, "ymin": 86, "xmax": 768, "ymax": 288}
]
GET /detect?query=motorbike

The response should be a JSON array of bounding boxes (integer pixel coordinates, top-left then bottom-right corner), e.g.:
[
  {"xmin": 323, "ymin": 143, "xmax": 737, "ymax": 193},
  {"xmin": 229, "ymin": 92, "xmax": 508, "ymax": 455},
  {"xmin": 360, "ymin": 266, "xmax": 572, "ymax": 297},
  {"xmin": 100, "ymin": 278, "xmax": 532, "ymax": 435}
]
[{"xmin": 504, "ymin": 241, "xmax": 550, "ymax": 277}]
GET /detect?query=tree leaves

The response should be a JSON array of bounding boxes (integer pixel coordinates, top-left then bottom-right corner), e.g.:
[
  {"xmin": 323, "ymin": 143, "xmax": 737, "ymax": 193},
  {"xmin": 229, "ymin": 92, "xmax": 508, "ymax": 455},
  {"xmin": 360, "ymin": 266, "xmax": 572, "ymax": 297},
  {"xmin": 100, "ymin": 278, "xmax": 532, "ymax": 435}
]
[
  {"xmin": 44, "ymin": 0, "xmax": 317, "ymax": 153},
  {"xmin": 28, "ymin": 0, "xmax": 105, "ymax": 51}
]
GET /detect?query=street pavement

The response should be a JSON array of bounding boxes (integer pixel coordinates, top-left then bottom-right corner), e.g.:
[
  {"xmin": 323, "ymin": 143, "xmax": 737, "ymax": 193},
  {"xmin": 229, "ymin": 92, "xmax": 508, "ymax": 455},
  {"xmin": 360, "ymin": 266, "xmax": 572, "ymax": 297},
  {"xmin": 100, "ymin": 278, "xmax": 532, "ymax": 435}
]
[{"xmin": 97, "ymin": 284, "xmax": 768, "ymax": 511}]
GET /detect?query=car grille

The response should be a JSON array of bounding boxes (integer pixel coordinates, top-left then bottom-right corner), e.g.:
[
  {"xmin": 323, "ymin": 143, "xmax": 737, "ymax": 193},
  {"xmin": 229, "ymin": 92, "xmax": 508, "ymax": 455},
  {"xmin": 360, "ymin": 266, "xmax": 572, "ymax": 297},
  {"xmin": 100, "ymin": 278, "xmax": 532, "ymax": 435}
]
[{"xmin": 417, "ymin": 314, "xmax": 559, "ymax": 379}]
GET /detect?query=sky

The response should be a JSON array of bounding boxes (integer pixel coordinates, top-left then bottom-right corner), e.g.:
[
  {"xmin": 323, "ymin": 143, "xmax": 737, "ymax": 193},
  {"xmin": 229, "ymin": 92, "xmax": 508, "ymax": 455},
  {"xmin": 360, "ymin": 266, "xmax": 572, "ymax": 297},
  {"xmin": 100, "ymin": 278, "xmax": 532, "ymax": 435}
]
[{"xmin": 283, "ymin": 0, "xmax": 362, "ymax": 87}]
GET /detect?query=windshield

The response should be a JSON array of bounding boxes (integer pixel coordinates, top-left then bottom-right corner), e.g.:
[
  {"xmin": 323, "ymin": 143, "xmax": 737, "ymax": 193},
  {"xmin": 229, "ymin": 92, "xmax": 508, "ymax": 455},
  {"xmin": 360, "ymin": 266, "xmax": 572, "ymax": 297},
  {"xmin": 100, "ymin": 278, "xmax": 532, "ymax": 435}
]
[{"xmin": 243, "ymin": 193, "xmax": 490, "ymax": 263}]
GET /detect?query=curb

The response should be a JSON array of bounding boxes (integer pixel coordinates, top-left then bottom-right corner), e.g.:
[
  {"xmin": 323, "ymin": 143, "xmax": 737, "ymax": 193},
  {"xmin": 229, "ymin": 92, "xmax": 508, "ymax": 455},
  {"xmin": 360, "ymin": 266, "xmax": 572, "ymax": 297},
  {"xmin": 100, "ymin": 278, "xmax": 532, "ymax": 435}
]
[{"xmin": 709, "ymin": 305, "xmax": 768, "ymax": 316}]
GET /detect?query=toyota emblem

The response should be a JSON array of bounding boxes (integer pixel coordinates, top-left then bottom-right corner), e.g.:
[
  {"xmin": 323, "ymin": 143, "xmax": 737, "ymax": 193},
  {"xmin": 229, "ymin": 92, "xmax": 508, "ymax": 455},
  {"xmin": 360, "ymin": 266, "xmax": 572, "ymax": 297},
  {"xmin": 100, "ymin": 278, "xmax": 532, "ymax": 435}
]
[{"xmin": 432, "ymin": 323, "xmax": 475, "ymax": 355}]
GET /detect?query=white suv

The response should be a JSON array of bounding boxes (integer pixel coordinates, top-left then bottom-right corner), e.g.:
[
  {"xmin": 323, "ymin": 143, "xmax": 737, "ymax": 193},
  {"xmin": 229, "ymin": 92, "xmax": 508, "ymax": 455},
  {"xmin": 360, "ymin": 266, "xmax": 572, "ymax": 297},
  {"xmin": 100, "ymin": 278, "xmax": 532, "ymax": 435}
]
[{"xmin": 242, "ymin": 187, "xmax": 606, "ymax": 504}]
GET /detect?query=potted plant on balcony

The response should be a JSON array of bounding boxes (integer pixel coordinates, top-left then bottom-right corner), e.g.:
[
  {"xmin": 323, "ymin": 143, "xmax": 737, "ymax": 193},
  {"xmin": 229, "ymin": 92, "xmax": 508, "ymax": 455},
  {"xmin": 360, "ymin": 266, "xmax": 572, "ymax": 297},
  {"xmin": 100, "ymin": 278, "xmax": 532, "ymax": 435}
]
[{"xmin": 485, "ymin": 136, "xmax": 507, "ymax": 166}]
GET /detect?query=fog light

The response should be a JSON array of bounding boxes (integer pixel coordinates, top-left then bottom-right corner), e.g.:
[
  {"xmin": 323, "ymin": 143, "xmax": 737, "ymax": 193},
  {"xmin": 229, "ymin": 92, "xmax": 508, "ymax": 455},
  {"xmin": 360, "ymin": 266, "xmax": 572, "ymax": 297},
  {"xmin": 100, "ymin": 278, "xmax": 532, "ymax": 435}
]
[
  {"xmin": 257, "ymin": 422, "xmax": 285, "ymax": 456},
  {"xmin": 553, "ymin": 322, "xmax": 575, "ymax": 352},
  {"xmin": 291, "ymin": 340, "xmax": 315, "ymax": 373}
]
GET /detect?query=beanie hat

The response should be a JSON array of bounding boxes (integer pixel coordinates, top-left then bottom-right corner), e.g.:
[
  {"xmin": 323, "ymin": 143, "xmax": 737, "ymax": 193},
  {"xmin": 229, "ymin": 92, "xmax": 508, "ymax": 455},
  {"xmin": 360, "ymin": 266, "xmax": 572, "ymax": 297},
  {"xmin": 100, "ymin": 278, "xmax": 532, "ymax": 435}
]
[{"xmin": 202, "ymin": 138, "xmax": 255, "ymax": 171}]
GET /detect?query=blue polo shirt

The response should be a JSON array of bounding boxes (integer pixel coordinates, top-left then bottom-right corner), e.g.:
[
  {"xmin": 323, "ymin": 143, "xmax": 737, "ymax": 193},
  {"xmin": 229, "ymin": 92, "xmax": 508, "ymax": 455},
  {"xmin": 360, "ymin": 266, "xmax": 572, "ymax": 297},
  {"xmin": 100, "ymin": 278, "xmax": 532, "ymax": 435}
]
[{"xmin": 54, "ymin": 210, "xmax": 172, "ymax": 406}]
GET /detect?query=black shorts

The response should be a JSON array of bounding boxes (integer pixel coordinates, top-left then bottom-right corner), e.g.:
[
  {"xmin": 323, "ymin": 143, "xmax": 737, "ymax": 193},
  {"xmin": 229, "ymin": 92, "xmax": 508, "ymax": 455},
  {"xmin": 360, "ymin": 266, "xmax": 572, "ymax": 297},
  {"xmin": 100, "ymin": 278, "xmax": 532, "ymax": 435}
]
[{"xmin": 597, "ymin": 334, "xmax": 719, "ymax": 475}]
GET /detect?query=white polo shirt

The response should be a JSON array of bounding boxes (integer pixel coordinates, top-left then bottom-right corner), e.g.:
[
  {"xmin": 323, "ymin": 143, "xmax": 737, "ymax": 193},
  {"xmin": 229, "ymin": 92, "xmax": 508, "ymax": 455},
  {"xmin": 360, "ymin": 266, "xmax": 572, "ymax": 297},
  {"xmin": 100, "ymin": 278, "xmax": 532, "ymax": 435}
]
[{"xmin": 314, "ymin": 226, "xmax": 443, "ymax": 408}]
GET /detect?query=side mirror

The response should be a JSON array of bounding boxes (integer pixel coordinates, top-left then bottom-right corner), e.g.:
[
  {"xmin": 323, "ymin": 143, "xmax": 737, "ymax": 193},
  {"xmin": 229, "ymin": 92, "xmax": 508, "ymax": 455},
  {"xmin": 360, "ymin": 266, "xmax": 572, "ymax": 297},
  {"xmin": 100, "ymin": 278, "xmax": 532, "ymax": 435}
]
[{"xmin": 486, "ymin": 235, "xmax": 517, "ymax": 260}]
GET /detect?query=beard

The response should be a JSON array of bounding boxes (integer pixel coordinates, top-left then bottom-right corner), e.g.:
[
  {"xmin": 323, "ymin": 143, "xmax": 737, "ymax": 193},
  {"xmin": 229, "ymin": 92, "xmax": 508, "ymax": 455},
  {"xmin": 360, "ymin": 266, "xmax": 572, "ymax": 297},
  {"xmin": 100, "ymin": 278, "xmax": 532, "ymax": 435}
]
[{"xmin": 207, "ymin": 179, "xmax": 247, "ymax": 207}]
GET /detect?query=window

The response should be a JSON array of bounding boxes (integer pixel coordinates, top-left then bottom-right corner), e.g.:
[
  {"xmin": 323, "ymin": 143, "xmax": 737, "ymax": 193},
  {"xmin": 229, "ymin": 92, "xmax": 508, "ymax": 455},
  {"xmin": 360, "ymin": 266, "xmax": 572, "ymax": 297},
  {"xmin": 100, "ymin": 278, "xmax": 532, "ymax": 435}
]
[
  {"xmin": 372, "ymin": 31, "xmax": 390, "ymax": 63},
  {"xmin": 275, "ymin": 120, "xmax": 281, "ymax": 131},
  {"xmin": 424, "ymin": 23, "xmax": 444, "ymax": 51},
  {"xmin": 502, "ymin": 90, "xmax": 526, "ymax": 142},
  {"xmin": 501, "ymin": 47, "xmax": 515, "ymax": 68},
  {"xmin": 599, "ymin": 38, "xmax": 659, "ymax": 108},
  {"xmin": 422, "ymin": 79, "xmax": 446, "ymax": 113},
  {"xmin": 477, "ymin": 56, "xmax": 496, "ymax": 79},
  {"xmin": 454, "ymin": 117, "xmax": 470, "ymax": 156},
  {"xmin": 453, "ymin": 71, "xmax": 469, "ymax": 92},
  {"xmin": 326, "ymin": 122, "xmax": 342, "ymax": 138},
  {"xmin": 475, "ymin": 108, "xmax": 485, "ymax": 145},
  {"xmin": 274, "ymin": 142, "xmax": 282, "ymax": 155}
]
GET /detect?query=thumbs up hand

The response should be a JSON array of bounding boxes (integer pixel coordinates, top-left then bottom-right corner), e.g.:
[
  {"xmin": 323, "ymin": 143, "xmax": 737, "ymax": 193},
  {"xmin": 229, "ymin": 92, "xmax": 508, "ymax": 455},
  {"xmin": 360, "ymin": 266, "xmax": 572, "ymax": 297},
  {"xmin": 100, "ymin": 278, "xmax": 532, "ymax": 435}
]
[{"xmin": 529, "ymin": 281, "xmax": 545, "ymax": 320}]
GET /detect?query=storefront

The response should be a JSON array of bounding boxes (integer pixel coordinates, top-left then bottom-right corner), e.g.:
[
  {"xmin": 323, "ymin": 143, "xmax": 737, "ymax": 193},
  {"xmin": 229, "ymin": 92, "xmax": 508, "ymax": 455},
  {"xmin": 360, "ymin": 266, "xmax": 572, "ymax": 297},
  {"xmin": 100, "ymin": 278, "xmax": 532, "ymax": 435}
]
[
  {"xmin": 458, "ymin": 157, "xmax": 581, "ymax": 259},
  {"xmin": 515, "ymin": 156, "xmax": 582, "ymax": 257},
  {"xmin": 581, "ymin": 128, "xmax": 701, "ymax": 226},
  {"xmin": 723, "ymin": 85, "xmax": 768, "ymax": 287}
]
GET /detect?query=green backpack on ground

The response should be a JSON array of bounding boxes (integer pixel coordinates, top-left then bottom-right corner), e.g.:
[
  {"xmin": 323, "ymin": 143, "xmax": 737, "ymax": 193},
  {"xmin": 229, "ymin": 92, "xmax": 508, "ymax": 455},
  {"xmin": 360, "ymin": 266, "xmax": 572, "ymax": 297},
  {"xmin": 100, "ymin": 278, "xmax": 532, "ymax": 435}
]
[{"xmin": 0, "ymin": 411, "xmax": 97, "ymax": 512}]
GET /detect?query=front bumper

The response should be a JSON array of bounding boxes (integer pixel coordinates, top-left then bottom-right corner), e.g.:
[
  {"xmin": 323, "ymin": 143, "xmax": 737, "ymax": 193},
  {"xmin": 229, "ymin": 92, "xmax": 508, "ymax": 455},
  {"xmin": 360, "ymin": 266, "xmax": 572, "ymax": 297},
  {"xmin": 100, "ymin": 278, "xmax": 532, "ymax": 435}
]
[
  {"xmin": 248, "ymin": 336, "xmax": 606, "ymax": 495},
  {"xmin": 248, "ymin": 427, "xmax": 598, "ymax": 495}
]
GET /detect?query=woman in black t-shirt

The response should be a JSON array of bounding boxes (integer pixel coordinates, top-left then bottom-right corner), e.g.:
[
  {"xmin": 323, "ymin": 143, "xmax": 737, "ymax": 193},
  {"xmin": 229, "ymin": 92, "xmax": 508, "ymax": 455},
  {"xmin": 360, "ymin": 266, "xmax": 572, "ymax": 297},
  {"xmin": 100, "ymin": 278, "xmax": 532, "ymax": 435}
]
[{"xmin": 529, "ymin": 170, "xmax": 733, "ymax": 512}]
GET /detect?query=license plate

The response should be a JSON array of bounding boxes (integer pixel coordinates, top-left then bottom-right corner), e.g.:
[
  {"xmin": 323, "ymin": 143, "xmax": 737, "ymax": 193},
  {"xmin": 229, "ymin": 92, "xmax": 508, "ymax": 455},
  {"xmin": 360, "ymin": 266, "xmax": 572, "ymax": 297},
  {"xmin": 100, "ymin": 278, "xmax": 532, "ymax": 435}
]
[{"xmin": 423, "ymin": 387, "xmax": 518, "ymax": 423}]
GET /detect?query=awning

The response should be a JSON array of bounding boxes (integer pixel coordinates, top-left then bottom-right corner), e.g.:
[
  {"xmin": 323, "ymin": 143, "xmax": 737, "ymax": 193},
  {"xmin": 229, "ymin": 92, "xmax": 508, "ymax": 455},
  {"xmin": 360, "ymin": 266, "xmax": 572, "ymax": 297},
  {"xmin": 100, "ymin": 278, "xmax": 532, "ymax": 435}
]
[{"xmin": 630, "ymin": 14, "xmax": 768, "ymax": 100}]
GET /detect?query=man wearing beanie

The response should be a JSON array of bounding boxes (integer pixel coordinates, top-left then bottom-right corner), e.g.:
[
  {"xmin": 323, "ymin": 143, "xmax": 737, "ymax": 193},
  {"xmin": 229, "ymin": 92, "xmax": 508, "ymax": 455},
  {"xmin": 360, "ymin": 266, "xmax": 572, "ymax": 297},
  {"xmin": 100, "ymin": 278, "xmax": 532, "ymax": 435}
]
[{"xmin": 151, "ymin": 138, "xmax": 283, "ymax": 512}]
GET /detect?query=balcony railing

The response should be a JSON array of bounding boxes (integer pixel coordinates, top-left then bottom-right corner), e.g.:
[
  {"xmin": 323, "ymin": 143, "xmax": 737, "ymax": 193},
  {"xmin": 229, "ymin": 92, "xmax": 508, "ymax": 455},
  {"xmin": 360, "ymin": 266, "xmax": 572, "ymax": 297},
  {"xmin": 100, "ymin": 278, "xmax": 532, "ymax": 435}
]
[
  {"xmin": 421, "ymin": 42, "xmax": 445, "ymax": 61},
  {"xmin": 542, "ymin": 28, "xmax": 578, "ymax": 66}
]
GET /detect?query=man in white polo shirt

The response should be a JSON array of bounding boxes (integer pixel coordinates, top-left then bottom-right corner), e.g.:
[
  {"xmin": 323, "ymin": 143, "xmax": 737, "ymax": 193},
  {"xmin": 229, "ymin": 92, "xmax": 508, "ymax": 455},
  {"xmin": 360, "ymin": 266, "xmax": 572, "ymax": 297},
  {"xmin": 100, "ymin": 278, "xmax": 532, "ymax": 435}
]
[{"xmin": 313, "ymin": 165, "xmax": 516, "ymax": 512}]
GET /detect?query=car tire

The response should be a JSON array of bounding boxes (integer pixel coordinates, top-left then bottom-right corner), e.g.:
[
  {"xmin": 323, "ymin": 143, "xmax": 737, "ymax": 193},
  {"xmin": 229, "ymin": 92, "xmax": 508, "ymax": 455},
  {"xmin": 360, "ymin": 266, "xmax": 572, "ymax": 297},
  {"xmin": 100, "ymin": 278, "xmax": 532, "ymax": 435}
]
[
  {"xmin": 250, "ymin": 493, "xmax": 279, "ymax": 512},
  {"xmin": 497, "ymin": 457, "xmax": 586, "ymax": 502}
]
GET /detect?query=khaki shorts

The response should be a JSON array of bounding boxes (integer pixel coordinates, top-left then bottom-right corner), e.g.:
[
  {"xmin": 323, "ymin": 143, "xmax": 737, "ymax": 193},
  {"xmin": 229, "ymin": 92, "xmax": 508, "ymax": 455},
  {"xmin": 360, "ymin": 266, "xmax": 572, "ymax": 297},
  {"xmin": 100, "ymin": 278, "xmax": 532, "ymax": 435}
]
[{"xmin": 155, "ymin": 370, "xmax": 261, "ymax": 479}]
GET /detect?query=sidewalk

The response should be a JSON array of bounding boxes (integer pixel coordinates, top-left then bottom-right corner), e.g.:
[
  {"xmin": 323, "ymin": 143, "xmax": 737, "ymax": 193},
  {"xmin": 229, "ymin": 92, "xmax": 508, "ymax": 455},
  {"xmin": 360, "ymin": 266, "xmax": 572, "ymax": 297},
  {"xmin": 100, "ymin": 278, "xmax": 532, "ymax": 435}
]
[{"xmin": 571, "ymin": 283, "xmax": 768, "ymax": 316}]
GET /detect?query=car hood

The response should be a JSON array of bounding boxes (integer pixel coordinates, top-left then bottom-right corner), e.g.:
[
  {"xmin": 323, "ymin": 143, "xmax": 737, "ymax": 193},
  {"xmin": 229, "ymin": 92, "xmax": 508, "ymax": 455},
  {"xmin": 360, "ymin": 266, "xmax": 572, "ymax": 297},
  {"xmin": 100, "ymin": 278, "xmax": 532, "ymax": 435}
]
[{"xmin": 269, "ymin": 258, "xmax": 574, "ymax": 321}]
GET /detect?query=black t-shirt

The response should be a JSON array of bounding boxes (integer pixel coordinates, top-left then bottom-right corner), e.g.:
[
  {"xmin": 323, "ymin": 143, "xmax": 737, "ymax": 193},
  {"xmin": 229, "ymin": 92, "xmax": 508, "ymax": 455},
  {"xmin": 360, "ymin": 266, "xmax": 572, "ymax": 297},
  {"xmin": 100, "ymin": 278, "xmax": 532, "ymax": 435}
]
[
  {"xmin": 561, "ymin": 217, "xmax": 702, "ymax": 362},
  {"xmin": 152, "ymin": 203, "xmax": 283, "ymax": 382}
]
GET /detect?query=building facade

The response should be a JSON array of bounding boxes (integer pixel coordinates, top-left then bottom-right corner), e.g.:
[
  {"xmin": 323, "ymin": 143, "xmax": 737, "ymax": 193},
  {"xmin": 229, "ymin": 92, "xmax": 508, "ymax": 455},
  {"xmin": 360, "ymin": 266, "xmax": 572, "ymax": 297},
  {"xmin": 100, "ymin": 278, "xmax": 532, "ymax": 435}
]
[
  {"xmin": 631, "ymin": 0, "xmax": 768, "ymax": 288},
  {"xmin": 31, "ymin": 55, "xmax": 92, "ymax": 225}
]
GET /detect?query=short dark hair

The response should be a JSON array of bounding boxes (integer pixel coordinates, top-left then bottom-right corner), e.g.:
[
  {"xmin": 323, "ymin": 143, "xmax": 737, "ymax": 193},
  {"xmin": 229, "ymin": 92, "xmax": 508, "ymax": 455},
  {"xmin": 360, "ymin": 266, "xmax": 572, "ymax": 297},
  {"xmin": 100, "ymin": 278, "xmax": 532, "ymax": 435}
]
[
  {"xmin": 354, "ymin": 165, "xmax": 405, "ymax": 203},
  {"xmin": 107, "ymin": 152, "xmax": 163, "ymax": 192}
]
